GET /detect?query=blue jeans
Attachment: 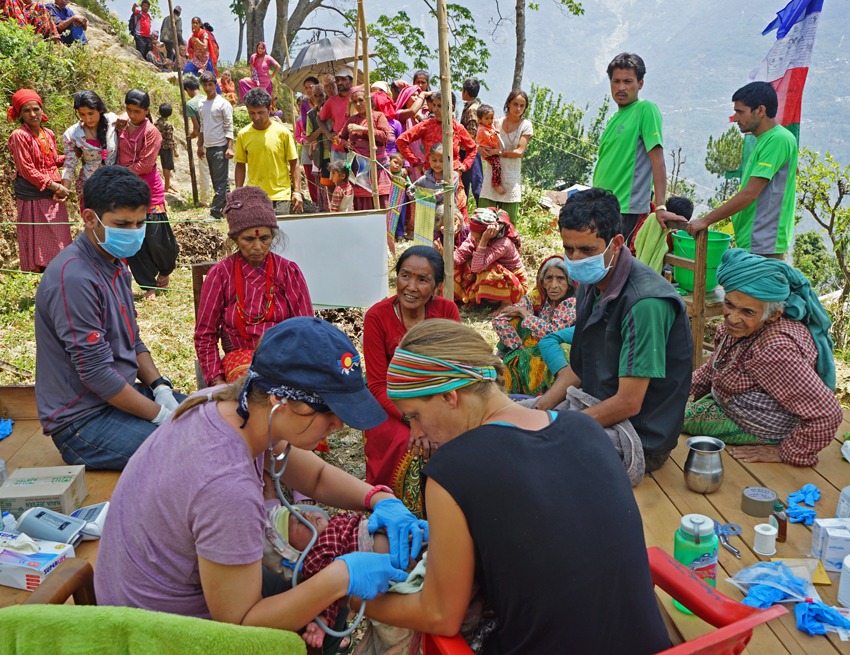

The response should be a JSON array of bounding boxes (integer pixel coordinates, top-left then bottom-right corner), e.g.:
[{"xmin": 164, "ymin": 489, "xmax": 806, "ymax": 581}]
[
  {"xmin": 50, "ymin": 384, "xmax": 187, "ymax": 470},
  {"xmin": 461, "ymin": 151, "xmax": 483, "ymax": 203}
]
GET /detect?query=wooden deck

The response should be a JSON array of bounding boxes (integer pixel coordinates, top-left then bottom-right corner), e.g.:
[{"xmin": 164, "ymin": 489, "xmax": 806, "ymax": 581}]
[{"xmin": 2, "ymin": 386, "xmax": 849, "ymax": 653}]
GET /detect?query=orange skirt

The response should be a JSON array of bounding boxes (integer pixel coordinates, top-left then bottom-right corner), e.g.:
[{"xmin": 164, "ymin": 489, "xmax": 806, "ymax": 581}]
[{"xmin": 454, "ymin": 261, "xmax": 528, "ymax": 305}]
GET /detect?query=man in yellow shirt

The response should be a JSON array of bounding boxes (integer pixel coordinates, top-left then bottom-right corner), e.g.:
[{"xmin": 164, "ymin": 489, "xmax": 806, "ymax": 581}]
[{"xmin": 234, "ymin": 88, "xmax": 303, "ymax": 214}]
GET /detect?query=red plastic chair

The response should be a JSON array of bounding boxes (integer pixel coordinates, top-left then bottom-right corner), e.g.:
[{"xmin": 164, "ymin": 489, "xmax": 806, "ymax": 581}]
[{"xmin": 422, "ymin": 546, "xmax": 788, "ymax": 655}]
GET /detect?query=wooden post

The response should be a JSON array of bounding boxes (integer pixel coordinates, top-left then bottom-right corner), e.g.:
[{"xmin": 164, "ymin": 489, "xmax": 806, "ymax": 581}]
[
  {"xmin": 281, "ymin": 32, "xmax": 300, "ymax": 126},
  {"xmin": 436, "ymin": 0, "xmax": 454, "ymax": 300},
  {"xmin": 351, "ymin": 14, "xmax": 360, "ymax": 90},
  {"xmin": 166, "ymin": 0, "xmax": 197, "ymax": 204},
  {"xmin": 691, "ymin": 229, "xmax": 708, "ymax": 370},
  {"xmin": 358, "ymin": 0, "xmax": 380, "ymax": 210}
]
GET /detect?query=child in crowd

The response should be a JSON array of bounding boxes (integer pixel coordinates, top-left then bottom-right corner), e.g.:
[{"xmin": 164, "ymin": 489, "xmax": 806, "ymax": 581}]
[
  {"xmin": 413, "ymin": 143, "xmax": 460, "ymax": 207},
  {"xmin": 328, "ymin": 159, "xmax": 353, "ymax": 213},
  {"xmin": 476, "ymin": 104, "xmax": 505, "ymax": 195},
  {"xmin": 388, "ymin": 151, "xmax": 410, "ymax": 241},
  {"xmin": 263, "ymin": 504, "xmax": 421, "ymax": 649},
  {"xmin": 433, "ymin": 203, "xmax": 469, "ymax": 255},
  {"xmin": 155, "ymin": 103, "xmax": 178, "ymax": 193}
]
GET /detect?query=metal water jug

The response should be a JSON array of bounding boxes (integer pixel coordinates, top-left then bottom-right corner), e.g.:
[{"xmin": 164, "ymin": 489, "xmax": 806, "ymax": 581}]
[{"xmin": 683, "ymin": 436, "xmax": 725, "ymax": 494}]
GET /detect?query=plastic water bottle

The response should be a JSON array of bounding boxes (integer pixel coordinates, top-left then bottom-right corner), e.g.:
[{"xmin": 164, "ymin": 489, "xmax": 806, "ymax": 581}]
[
  {"xmin": 1, "ymin": 511, "xmax": 15, "ymax": 532},
  {"xmin": 673, "ymin": 514, "xmax": 719, "ymax": 614},
  {"xmin": 0, "ymin": 458, "xmax": 7, "ymax": 487},
  {"xmin": 837, "ymin": 485, "xmax": 850, "ymax": 519}
]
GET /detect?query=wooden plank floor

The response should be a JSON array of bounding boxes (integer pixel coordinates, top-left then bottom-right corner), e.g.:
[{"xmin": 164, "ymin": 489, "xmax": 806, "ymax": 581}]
[{"xmin": 1, "ymin": 410, "xmax": 849, "ymax": 654}]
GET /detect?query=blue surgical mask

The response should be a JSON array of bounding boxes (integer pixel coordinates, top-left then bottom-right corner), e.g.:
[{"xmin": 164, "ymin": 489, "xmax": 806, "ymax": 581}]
[
  {"xmin": 564, "ymin": 240, "xmax": 613, "ymax": 285},
  {"xmin": 94, "ymin": 212, "xmax": 146, "ymax": 259}
]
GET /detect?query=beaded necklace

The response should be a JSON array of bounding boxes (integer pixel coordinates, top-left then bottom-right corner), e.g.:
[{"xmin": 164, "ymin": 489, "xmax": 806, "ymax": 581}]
[{"xmin": 233, "ymin": 254, "xmax": 276, "ymax": 340}]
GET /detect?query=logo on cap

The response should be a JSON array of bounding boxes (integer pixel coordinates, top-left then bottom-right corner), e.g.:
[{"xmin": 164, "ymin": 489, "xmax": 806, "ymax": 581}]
[{"xmin": 338, "ymin": 352, "xmax": 360, "ymax": 375}]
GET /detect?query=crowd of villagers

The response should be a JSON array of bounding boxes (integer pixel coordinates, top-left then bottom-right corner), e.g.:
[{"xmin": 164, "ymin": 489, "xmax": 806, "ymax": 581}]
[{"xmin": 4, "ymin": 57, "xmax": 844, "ymax": 524}]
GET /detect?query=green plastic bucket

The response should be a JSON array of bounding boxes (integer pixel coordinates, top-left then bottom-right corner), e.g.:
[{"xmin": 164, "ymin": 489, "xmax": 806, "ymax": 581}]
[{"xmin": 672, "ymin": 230, "xmax": 733, "ymax": 291}]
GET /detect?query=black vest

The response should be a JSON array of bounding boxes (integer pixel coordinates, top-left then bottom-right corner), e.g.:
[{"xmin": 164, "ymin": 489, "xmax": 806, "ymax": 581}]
[{"xmin": 571, "ymin": 248, "xmax": 693, "ymax": 455}]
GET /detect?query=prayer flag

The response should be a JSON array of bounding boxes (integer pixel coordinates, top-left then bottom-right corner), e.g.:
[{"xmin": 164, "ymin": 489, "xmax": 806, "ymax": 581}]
[
  {"xmin": 413, "ymin": 188, "xmax": 437, "ymax": 247},
  {"xmin": 748, "ymin": 0, "xmax": 823, "ymax": 142}
]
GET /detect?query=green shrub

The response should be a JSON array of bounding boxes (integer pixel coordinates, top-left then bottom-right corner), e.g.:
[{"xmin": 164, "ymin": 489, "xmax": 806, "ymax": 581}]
[
  {"xmin": 233, "ymin": 107, "xmax": 251, "ymax": 133},
  {"xmin": 514, "ymin": 182, "xmax": 558, "ymax": 239}
]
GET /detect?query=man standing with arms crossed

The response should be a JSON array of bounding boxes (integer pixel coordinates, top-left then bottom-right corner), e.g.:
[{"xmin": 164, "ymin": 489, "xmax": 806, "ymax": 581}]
[
  {"xmin": 593, "ymin": 53, "xmax": 683, "ymax": 241},
  {"xmin": 682, "ymin": 82, "xmax": 796, "ymax": 258},
  {"xmin": 197, "ymin": 71, "xmax": 234, "ymax": 222},
  {"xmin": 235, "ymin": 88, "xmax": 303, "ymax": 215},
  {"xmin": 318, "ymin": 67, "xmax": 353, "ymax": 164}
]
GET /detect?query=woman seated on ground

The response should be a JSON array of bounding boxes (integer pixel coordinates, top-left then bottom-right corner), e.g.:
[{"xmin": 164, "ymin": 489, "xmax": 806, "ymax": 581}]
[
  {"xmin": 353, "ymin": 319, "xmax": 671, "ymax": 655},
  {"xmin": 492, "ymin": 255, "xmax": 577, "ymax": 396},
  {"xmin": 684, "ymin": 249, "xmax": 842, "ymax": 467},
  {"xmin": 219, "ymin": 70, "xmax": 238, "ymax": 105},
  {"xmin": 194, "ymin": 186, "xmax": 313, "ymax": 388},
  {"xmin": 454, "ymin": 207, "xmax": 528, "ymax": 317},
  {"xmin": 363, "ymin": 246, "xmax": 460, "ymax": 518}
]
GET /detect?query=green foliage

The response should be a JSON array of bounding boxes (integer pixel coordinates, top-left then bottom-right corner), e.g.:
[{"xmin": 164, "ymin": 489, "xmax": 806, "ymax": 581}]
[
  {"xmin": 529, "ymin": 0, "xmax": 584, "ymax": 15},
  {"xmin": 522, "ymin": 83, "xmax": 607, "ymax": 189},
  {"xmin": 792, "ymin": 231, "xmax": 842, "ymax": 295},
  {"xmin": 704, "ymin": 126, "xmax": 743, "ymax": 205},
  {"xmin": 514, "ymin": 183, "xmax": 557, "ymax": 238},
  {"xmin": 357, "ymin": 5, "xmax": 490, "ymax": 89},
  {"xmin": 232, "ymin": 107, "xmax": 251, "ymax": 133}
]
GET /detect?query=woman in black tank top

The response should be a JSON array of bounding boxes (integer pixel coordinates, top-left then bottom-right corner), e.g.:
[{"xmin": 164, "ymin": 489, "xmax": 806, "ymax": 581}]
[{"xmin": 354, "ymin": 318, "xmax": 670, "ymax": 655}]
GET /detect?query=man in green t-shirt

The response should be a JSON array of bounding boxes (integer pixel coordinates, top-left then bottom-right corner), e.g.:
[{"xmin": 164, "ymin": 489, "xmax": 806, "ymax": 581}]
[
  {"xmin": 682, "ymin": 82, "xmax": 797, "ymax": 257},
  {"xmin": 592, "ymin": 53, "xmax": 683, "ymax": 241},
  {"xmin": 535, "ymin": 188, "xmax": 693, "ymax": 472}
]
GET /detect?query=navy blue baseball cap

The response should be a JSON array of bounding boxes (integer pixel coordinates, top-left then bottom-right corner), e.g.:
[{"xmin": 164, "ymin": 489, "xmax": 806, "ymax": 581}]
[{"xmin": 252, "ymin": 317, "xmax": 386, "ymax": 431}]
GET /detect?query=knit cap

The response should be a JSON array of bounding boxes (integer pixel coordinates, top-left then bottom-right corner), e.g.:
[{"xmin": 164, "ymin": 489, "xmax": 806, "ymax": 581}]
[{"xmin": 223, "ymin": 186, "xmax": 278, "ymax": 239}]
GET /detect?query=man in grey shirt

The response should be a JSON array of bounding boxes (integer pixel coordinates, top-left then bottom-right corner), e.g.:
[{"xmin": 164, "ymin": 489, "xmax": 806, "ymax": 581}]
[
  {"xmin": 34, "ymin": 167, "xmax": 186, "ymax": 470},
  {"xmin": 159, "ymin": 5, "xmax": 183, "ymax": 63}
]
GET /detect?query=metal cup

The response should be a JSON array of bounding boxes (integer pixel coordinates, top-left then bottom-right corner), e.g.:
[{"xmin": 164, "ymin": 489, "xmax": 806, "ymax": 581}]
[{"xmin": 684, "ymin": 436, "xmax": 725, "ymax": 494}]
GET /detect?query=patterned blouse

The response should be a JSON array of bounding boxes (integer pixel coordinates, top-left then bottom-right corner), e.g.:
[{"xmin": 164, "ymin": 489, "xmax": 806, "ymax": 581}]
[
  {"xmin": 9, "ymin": 125, "xmax": 63, "ymax": 190},
  {"xmin": 493, "ymin": 295, "xmax": 577, "ymax": 350},
  {"xmin": 62, "ymin": 113, "xmax": 119, "ymax": 195},
  {"xmin": 691, "ymin": 317, "xmax": 843, "ymax": 466},
  {"xmin": 454, "ymin": 234, "xmax": 523, "ymax": 273},
  {"xmin": 395, "ymin": 117, "xmax": 477, "ymax": 173},
  {"xmin": 20, "ymin": 0, "xmax": 58, "ymax": 38},
  {"xmin": 480, "ymin": 116, "xmax": 533, "ymax": 204}
]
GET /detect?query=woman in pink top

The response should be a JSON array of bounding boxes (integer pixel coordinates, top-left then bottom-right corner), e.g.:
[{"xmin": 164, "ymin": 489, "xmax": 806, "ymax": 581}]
[
  {"xmin": 239, "ymin": 41, "xmax": 280, "ymax": 99},
  {"xmin": 118, "ymin": 89, "xmax": 177, "ymax": 301}
]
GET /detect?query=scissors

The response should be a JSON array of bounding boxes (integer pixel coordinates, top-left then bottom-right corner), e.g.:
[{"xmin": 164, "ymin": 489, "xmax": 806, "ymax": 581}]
[{"xmin": 714, "ymin": 521, "xmax": 742, "ymax": 559}]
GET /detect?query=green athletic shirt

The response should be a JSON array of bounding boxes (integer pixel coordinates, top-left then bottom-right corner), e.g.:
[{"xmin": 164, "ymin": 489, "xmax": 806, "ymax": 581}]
[
  {"xmin": 593, "ymin": 99, "xmax": 663, "ymax": 214},
  {"xmin": 730, "ymin": 124, "xmax": 798, "ymax": 255},
  {"xmin": 185, "ymin": 95, "xmax": 201, "ymax": 120},
  {"xmin": 591, "ymin": 294, "xmax": 675, "ymax": 378}
]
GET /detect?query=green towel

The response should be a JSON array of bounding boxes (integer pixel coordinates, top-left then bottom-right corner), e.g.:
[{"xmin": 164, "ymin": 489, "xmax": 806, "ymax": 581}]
[
  {"xmin": 633, "ymin": 213, "xmax": 671, "ymax": 274},
  {"xmin": 0, "ymin": 604, "xmax": 307, "ymax": 655}
]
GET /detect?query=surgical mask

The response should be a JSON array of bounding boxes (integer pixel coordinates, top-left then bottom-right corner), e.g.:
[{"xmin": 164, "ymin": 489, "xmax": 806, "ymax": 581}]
[
  {"xmin": 564, "ymin": 240, "xmax": 613, "ymax": 285},
  {"xmin": 94, "ymin": 211, "xmax": 146, "ymax": 259}
]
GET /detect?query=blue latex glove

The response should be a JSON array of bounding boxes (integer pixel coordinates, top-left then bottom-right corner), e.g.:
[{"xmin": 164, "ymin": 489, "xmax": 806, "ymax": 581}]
[
  {"xmin": 788, "ymin": 484, "xmax": 821, "ymax": 507},
  {"xmin": 795, "ymin": 600, "xmax": 850, "ymax": 636},
  {"xmin": 786, "ymin": 503, "xmax": 817, "ymax": 525},
  {"xmin": 0, "ymin": 418, "xmax": 13, "ymax": 440},
  {"xmin": 367, "ymin": 498, "xmax": 429, "ymax": 570},
  {"xmin": 742, "ymin": 584, "xmax": 789, "ymax": 609},
  {"xmin": 336, "ymin": 552, "xmax": 408, "ymax": 599}
]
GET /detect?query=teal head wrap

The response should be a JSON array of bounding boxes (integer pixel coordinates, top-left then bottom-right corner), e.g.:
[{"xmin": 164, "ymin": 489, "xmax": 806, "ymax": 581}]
[{"xmin": 716, "ymin": 248, "xmax": 835, "ymax": 391}]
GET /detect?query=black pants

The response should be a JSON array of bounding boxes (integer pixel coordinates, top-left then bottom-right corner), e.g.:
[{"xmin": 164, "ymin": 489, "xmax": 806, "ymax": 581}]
[
  {"xmin": 206, "ymin": 145, "xmax": 230, "ymax": 218},
  {"xmin": 621, "ymin": 213, "xmax": 641, "ymax": 246},
  {"xmin": 134, "ymin": 34, "xmax": 151, "ymax": 57},
  {"xmin": 162, "ymin": 40, "xmax": 176, "ymax": 61},
  {"xmin": 127, "ymin": 213, "xmax": 178, "ymax": 290},
  {"xmin": 461, "ymin": 151, "xmax": 483, "ymax": 203}
]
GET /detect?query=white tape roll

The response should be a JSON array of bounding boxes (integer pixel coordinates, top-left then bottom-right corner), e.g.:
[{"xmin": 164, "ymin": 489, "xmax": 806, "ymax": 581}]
[{"xmin": 753, "ymin": 523, "xmax": 778, "ymax": 556}]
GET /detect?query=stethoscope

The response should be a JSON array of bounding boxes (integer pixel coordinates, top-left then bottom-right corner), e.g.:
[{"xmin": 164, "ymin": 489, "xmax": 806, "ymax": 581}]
[{"xmin": 267, "ymin": 400, "xmax": 366, "ymax": 638}]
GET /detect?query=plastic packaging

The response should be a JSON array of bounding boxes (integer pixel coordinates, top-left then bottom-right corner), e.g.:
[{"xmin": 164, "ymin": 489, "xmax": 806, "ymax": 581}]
[
  {"xmin": 839, "ymin": 554, "xmax": 850, "ymax": 610},
  {"xmin": 728, "ymin": 559, "xmax": 821, "ymax": 604},
  {"xmin": 1, "ymin": 511, "xmax": 15, "ymax": 532},
  {"xmin": 673, "ymin": 514, "xmax": 718, "ymax": 613},
  {"xmin": 0, "ymin": 458, "xmax": 7, "ymax": 487},
  {"xmin": 770, "ymin": 502, "xmax": 788, "ymax": 543},
  {"xmin": 837, "ymin": 485, "xmax": 850, "ymax": 519}
]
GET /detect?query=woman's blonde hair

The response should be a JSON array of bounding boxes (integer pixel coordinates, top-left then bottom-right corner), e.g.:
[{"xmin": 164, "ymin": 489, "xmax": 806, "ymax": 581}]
[
  {"xmin": 397, "ymin": 319, "xmax": 505, "ymax": 394},
  {"xmin": 172, "ymin": 370, "xmax": 269, "ymax": 420}
]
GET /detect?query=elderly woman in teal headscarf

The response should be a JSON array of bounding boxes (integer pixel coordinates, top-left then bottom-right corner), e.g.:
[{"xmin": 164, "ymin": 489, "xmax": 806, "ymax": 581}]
[{"xmin": 684, "ymin": 249, "xmax": 842, "ymax": 467}]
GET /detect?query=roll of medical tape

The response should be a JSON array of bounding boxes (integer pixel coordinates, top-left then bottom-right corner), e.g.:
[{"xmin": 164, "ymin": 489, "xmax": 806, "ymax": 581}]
[{"xmin": 741, "ymin": 486, "xmax": 778, "ymax": 517}]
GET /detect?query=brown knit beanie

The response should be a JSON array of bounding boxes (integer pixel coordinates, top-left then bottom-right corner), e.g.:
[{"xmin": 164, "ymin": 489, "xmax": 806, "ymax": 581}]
[{"xmin": 224, "ymin": 186, "xmax": 278, "ymax": 239}]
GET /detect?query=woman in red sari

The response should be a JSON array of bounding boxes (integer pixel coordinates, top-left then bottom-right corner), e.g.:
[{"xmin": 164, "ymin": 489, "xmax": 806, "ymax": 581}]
[
  {"xmin": 337, "ymin": 88, "xmax": 392, "ymax": 210},
  {"xmin": 194, "ymin": 186, "xmax": 313, "ymax": 388},
  {"xmin": 7, "ymin": 89, "xmax": 71, "ymax": 273},
  {"xmin": 363, "ymin": 246, "xmax": 460, "ymax": 517}
]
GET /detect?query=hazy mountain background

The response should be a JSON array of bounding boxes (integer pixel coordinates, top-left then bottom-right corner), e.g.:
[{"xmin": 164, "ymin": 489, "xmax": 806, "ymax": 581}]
[{"xmin": 113, "ymin": 0, "xmax": 849, "ymax": 202}]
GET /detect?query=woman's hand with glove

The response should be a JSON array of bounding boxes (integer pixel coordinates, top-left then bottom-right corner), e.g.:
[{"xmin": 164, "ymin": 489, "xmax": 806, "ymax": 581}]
[
  {"xmin": 367, "ymin": 498, "xmax": 428, "ymax": 570},
  {"xmin": 335, "ymin": 553, "xmax": 408, "ymax": 599}
]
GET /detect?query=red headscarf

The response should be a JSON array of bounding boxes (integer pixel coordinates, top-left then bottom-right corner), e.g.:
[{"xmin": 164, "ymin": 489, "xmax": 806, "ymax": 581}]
[{"xmin": 7, "ymin": 89, "xmax": 48, "ymax": 123}]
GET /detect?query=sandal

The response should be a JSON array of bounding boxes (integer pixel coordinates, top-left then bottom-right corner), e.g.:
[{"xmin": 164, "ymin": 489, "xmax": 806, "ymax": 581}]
[{"xmin": 156, "ymin": 275, "xmax": 170, "ymax": 290}]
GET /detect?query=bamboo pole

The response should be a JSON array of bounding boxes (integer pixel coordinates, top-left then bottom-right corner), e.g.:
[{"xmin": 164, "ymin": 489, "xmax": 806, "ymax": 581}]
[
  {"xmin": 166, "ymin": 0, "xmax": 197, "ymax": 204},
  {"xmin": 281, "ymin": 32, "xmax": 300, "ymax": 127},
  {"xmin": 436, "ymin": 0, "xmax": 454, "ymax": 300},
  {"xmin": 357, "ymin": 0, "xmax": 380, "ymax": 210},
  {"xmin": 349, "ymin": 9, "xmax": 360, "ymax": 117}
]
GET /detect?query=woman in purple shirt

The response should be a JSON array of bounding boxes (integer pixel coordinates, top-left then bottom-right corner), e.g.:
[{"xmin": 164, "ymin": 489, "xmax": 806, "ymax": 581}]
[{"xmin": 94, "ymin": 318, "xmax": 425, "ymax": 652}]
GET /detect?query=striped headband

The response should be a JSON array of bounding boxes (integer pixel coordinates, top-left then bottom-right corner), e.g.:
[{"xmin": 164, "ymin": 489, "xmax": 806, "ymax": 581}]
[{"xmin": 387, "ymin": 349, "xmax": 497, "ymax": 399}]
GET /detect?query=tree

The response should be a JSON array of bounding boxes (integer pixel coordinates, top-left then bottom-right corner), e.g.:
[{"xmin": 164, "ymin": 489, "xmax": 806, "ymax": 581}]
[
  {"xmin": 704, "ymin": 126, "xmax": 743, "ymax": 207},
  {"xmin": 792, "ymin": 231, "xmax": 842, "ymax": 295},
  {"xmin": 521, "ymin": 83, "xmax": 607, "ymax": 189},
  {"xmin": 230, "ymin": 0, "xmax": 246, "ymax": 63},
  {"xmin": 667, "ymin": 146, "xmax": 698, "ymax": 200},
  {"xmin": 796, "ymin": 147, "xmax": 850, "ymax": 349},
  {"xmin": 490, "ymin": 0, "xmax": 583, "ymax": 90},
  {"xmin": 243, "ymin": 0, "xmax": 272, "ymax": 54}
]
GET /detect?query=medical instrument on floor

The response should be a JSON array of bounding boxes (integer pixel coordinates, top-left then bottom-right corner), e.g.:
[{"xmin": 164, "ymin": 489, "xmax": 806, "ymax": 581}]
[
  {"xmin": 16, "ymin": 507, "xmax": 87, "ymax": 547},
  {"xmin": 714, "ymin": 521, "xmax": 742, "ymax": 559},
  {"xmin": 267, "ymin": 400, "xmax": 366, "ymax": 639},
  {"xmin": 70, "ymin": 501, "xmax": 110, "ymax": 541}
]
